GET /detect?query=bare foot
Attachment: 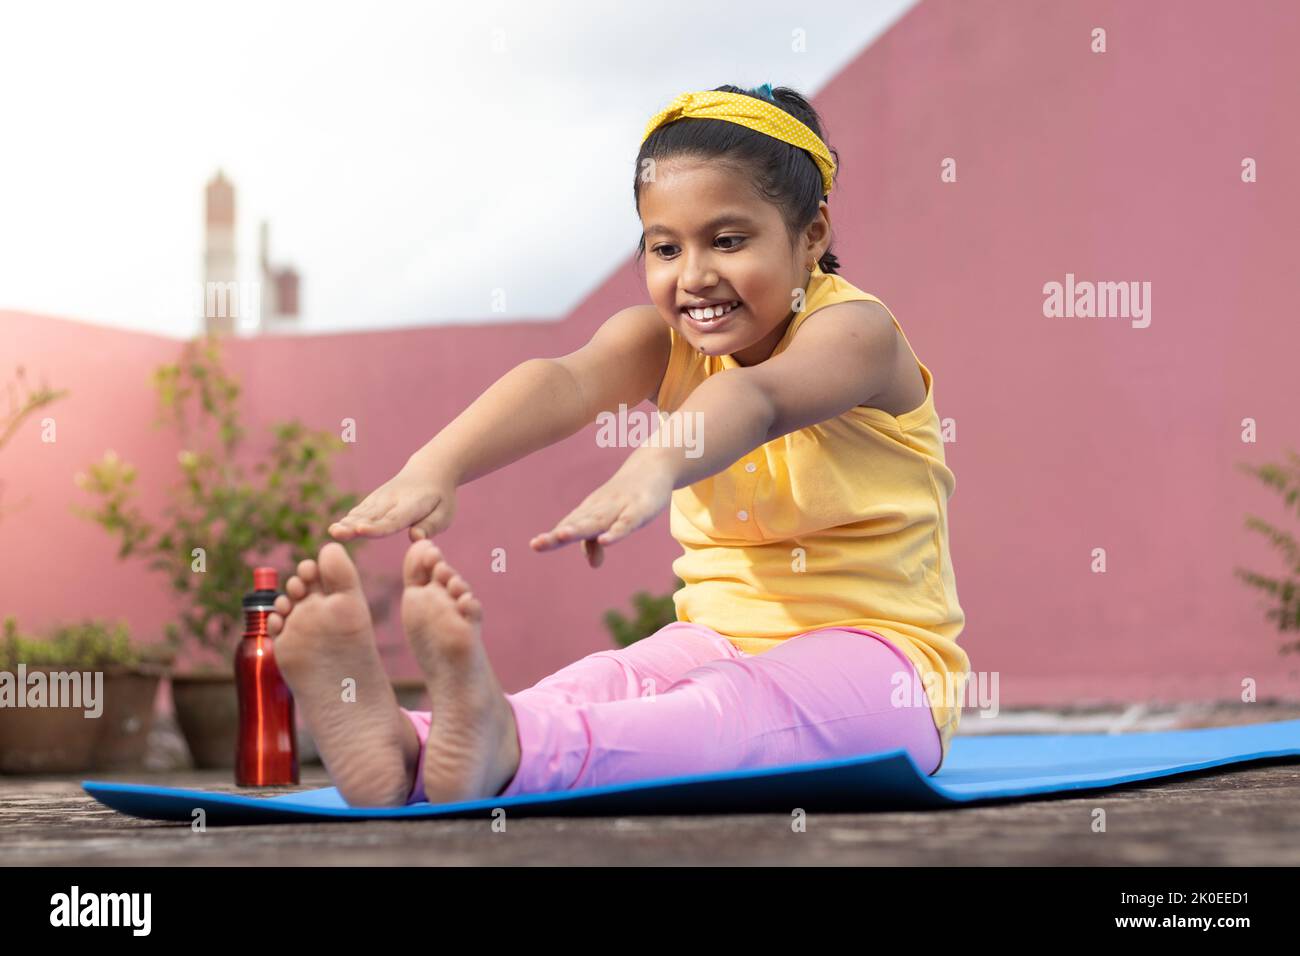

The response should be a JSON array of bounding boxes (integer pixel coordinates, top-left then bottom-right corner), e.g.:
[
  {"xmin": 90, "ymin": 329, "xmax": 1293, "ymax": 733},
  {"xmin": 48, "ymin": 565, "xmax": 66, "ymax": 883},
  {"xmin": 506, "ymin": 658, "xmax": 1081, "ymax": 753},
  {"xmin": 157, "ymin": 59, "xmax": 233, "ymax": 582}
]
[
  {"xmin": 401, "ymin": 539, "xmax": 521, "ymax": 803},
  {"xmin": 268, "ymin": 542, "xmax": 420, "ymax": 807}
]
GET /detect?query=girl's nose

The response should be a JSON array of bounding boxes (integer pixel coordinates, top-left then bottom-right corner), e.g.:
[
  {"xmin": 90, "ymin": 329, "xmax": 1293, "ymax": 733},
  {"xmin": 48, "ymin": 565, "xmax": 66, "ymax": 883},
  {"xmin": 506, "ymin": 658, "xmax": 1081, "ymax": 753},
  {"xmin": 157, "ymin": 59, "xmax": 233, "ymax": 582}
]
[{"xmin": 681, "ymin": 259, "xmax": 717, "ymax": 291}]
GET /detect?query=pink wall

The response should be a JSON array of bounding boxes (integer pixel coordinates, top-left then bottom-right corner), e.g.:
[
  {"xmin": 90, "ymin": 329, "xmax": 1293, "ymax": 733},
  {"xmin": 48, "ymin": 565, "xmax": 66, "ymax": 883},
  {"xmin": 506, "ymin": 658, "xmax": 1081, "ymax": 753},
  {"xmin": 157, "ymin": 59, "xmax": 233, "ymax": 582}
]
[
  {"xmin": 0, "ymin": 307, "xmax": 682, "ymax": 705},
  {"xmin": 3, "ymin": 0, "xmax": 1299, "ymax": 714}
]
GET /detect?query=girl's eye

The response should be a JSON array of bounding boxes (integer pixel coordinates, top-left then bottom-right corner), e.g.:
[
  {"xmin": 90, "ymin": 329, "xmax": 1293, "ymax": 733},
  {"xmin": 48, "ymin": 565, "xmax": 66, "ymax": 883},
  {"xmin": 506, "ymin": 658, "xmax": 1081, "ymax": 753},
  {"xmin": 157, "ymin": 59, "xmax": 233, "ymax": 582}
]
[{"xmin": 652, "ymin": 236, "xmax": 745, "ymax": 259}]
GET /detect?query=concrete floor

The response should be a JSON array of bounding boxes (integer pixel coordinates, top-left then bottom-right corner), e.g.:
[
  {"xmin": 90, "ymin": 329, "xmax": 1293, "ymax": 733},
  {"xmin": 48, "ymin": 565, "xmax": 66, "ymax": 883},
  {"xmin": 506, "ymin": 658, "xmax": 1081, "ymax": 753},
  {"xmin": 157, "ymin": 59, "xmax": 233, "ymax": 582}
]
[{"xmin": 3, "ymin": 703, "xmax": 1299, "ymax": 866}]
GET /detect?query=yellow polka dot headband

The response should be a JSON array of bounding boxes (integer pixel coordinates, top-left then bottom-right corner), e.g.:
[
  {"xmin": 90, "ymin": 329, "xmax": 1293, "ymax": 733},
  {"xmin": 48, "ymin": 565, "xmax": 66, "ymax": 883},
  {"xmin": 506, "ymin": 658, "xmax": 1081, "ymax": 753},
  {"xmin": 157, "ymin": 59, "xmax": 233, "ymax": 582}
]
[{"xmin": 640, "ymin": 87, "xmax": 837, "ymax": 196}]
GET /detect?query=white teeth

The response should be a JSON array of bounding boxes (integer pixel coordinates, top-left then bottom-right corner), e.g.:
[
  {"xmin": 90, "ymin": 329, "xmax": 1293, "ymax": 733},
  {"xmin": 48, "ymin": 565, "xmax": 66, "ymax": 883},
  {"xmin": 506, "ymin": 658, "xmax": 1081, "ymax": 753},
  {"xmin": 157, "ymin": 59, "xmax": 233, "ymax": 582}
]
[{"xmin": 686, "ymin": 301, "xmax": 739, "ymax": 322}]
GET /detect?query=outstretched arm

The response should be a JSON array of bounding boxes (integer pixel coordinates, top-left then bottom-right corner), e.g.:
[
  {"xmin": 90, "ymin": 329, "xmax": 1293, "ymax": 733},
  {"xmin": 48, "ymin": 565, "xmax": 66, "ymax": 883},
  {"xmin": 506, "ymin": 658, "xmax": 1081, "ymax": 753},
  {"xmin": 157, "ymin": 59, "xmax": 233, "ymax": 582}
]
[
  {"xmin": 532, "ymin": 299, "xmax": 899, "ymax": 563},
  {"xmin": 331, "ymin": 305, "xmax": 668, "ymax": 541},
  {"xmin": 409, "ymin": 305, "xmax": 668, "ymax": 486}
]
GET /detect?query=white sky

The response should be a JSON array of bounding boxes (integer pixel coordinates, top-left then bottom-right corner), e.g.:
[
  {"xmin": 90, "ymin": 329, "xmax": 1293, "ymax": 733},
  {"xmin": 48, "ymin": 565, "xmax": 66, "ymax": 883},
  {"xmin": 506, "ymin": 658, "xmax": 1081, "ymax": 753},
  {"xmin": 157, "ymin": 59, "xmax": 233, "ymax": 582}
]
[{"xmin": 0, "ymin": 0, "xmax": 917, "ymax": 337}]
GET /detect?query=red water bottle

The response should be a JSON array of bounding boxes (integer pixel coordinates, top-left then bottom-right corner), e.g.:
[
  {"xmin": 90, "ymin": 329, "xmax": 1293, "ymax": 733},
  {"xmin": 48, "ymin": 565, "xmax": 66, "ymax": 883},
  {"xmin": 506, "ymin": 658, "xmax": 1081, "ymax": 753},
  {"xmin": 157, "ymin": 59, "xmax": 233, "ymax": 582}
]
[{"xmin": 235, "ymin": 566, "xmax": 299, "ymax": 786}]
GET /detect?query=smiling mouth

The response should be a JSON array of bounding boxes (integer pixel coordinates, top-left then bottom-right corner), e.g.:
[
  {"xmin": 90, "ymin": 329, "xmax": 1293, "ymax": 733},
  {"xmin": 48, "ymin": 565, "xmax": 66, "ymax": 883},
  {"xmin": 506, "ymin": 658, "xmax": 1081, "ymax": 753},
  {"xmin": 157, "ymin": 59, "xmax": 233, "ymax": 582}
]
[{"xmin": 680, "ymin": 300, "xmax": 741, "ymax": 329}]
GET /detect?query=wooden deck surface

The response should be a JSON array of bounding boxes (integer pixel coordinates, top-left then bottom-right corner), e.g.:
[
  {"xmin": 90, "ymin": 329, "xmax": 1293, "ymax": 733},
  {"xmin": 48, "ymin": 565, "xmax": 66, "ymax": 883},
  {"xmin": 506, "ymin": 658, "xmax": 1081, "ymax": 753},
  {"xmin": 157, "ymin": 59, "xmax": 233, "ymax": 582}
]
[{"xmin": 3, "ymin": 707, "xmax": 1299, "ymax": 866}]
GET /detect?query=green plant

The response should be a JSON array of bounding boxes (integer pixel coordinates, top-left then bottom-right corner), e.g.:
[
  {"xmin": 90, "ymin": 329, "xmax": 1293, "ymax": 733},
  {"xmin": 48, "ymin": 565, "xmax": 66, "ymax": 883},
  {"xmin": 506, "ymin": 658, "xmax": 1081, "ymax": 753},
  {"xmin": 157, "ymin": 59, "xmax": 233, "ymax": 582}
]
[
  {"xmin": 1, "ymin": 364, "xmax": 69, "ymax": 525},
  {"xmin": 72, "ymin": 334, "xmax": 365, "ymax": 671},
  {"xmin": 0, "ymin": 615, "xmax": 146, "ymax": 670},
  {"xmin": 604, "ymin": 578, "xmax": 684, "ymax": 647},
  {"xmin": 1235, "ymin": 449, "xmax": 1300, "ymax": 653}
]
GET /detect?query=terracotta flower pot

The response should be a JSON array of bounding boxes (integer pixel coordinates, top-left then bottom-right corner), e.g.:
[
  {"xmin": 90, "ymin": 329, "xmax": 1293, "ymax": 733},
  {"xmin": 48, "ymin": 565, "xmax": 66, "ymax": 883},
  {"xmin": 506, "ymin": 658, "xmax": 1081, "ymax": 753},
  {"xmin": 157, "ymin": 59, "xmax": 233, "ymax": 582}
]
[
  {"xmin": 92, "ymin": 664, "xmax": 167, "ymax": 771},
  {"xmin": 171, "ymin": 672, "xmax": 239, "ymax": 769},
  {"xmin": 0, "ymin": 665, "xmax": 98, "ymax": 773}
]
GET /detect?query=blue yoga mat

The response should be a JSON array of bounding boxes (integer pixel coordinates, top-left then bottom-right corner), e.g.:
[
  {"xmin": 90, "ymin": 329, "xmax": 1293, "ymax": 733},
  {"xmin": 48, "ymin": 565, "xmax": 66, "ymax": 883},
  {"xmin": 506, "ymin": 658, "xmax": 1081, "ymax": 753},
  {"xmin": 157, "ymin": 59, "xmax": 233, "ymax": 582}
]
[{"xmin": 82, "ymin": 718, "xmax": 1300, "ymax": 824}]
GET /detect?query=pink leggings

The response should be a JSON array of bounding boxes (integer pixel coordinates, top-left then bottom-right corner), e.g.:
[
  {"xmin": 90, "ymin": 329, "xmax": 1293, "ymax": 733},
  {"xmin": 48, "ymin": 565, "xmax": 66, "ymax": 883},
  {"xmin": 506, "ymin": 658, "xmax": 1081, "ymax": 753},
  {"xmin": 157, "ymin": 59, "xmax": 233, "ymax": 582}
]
[{"xmin": 399, "ymin": 622, "xmax": 943, "ymax": 804}]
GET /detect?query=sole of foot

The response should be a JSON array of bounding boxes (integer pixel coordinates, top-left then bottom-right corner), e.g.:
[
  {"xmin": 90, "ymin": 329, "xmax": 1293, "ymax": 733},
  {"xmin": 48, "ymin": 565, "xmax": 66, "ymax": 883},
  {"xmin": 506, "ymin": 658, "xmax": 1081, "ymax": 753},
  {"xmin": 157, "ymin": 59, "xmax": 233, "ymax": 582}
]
[
  {"xmin": 268, "ymin": 542, "xmax": 419, "ymax": 807},
  {"xmin": 400, "ymin": 539, "xmax": 521, "ymax": 804}
]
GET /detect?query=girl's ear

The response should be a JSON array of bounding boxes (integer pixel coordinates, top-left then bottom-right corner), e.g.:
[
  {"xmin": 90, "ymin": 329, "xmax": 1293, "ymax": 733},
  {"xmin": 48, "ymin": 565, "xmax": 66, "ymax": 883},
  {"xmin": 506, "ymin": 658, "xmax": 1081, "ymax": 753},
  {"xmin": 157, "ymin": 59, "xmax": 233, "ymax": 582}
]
[{"xmin": 806, "ymin": 203, "xmax": 832, "ymax": 259}]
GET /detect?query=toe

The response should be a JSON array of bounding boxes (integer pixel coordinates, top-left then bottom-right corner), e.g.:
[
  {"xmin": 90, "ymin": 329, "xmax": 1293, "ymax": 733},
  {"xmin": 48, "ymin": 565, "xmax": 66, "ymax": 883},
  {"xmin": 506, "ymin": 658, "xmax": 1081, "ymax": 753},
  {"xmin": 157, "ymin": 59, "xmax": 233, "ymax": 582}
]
[
  {"xmin": 274, "ymin": 594, "xmax": 292, "ymax": 615},
  {"xmin": 457, "ymin": 593, "xmax": 483, "ymax": 622},
  {"xmin": 446, "ymin": 574, "xmax": 470, "ymax": 598},
  {"xmin": 297, "ymin": 559, "xmax": 319, "ymax": 586},
  {"xmin": 432, "ymin": 560, "xmax": 456, "ymax": 587},
  {"xmin": 285, "ymin": 575, "xmax": 307, "ymax": 600},
  {"xmin": 267, "ymin": 611, "xmax": 283, "ymax": 635},
  {"xmin": 317, "ymin": 541, "xmax": 364, "ymax": 595},
  {"xmin": 402, "ymin": 539, "xmax": 437, "ymax": 587}
]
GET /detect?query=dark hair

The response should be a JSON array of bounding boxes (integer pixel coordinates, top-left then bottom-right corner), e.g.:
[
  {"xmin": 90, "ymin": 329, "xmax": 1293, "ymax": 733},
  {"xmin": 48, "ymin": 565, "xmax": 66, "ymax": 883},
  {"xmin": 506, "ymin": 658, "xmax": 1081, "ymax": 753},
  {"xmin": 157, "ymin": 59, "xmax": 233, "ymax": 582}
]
[{"xmin": 633, "ymin": 84, "xmax": 841, "ymax": 275}]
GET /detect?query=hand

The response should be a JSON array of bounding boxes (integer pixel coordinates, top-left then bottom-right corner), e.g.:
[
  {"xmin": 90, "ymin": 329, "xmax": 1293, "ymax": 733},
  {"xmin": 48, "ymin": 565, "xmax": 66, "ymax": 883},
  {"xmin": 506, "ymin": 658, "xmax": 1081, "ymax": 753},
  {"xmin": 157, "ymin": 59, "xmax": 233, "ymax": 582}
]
[
  {"xmin": 530, "ymin": 458, "xmax": 675, "ymax": 568},
  {"xmin": 329, "ymin": 459, "xmax": 458, "ymax": 542}
]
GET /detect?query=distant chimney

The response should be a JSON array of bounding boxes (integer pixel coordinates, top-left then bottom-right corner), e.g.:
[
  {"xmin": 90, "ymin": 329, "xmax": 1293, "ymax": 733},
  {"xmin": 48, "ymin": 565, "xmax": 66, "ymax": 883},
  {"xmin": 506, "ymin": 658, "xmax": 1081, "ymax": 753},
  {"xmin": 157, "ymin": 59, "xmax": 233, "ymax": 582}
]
[
  {"xmin": 258, "ymin": 219, "xmax": 301, "ymax": 333},
  {"xmin": 203, "ymin": 170, "xmax": 237, "ymax": 336}
]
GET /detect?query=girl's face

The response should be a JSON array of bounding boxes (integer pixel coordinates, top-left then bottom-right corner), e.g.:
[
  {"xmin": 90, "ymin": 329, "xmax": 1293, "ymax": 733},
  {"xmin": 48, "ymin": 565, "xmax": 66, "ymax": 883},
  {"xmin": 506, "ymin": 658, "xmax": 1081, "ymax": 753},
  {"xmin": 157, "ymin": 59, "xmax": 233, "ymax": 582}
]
[{"xmin": 639, "ymin": 158, "xmax": 830, "ymax": 367}]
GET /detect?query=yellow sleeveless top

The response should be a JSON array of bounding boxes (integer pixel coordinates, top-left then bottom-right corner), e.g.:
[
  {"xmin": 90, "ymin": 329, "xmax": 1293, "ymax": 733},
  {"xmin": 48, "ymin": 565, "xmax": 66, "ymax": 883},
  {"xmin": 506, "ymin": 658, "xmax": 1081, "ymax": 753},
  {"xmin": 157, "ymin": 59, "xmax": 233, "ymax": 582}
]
[{"xmin": 655, "ymin": 263, "xmax": 969, "ymax": 765}]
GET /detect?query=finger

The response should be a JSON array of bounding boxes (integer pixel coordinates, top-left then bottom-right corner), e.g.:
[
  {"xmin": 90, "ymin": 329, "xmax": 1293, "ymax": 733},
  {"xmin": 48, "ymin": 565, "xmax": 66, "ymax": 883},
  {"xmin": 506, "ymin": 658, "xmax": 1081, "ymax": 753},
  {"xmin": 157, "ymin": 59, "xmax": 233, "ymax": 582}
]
[
  {"xmin": 596, "ymin": 506, "xmax": 646, "ymax": 547},
  {"xmin": 596, "ymin": 513, "xmax": 636, "ymax": 547},
  {"xmin": 560, "ymin": 513, "xmax": 619, "ymax": 542},
  {"xmin": 330, "ymin": 516, "xmax": 369, "ymax": 539},
  {"xmin": 344, "ymin": 518, "xmax": 390, "ymax": 538},
  {"xmin": 531, "ymin": 521, "xmax": 583, "ymax": 551},
  {"xmin": 334, "ymin": 501, "xmax": 399, "ymax": 538},
  {"xmin": 409, "ymin": 499, "xmax": 447, "ymax": 542},
  {"xmin": 331, "ymin": 499, "xmax": 377, "ymax": 534},
  {"xmin": 532, "ymin": 531, "xmax": 575, "ymax": 551},
  {"xmin": 529, "ymin": 529, "xmax": 558, "ymax": 550}
]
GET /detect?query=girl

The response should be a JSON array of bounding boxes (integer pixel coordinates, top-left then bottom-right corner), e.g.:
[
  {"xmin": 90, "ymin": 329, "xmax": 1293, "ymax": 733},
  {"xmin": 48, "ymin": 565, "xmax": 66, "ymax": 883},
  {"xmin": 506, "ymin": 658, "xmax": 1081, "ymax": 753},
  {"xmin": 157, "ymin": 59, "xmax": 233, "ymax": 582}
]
[{"xmin": 267, "ymin": 83, "xmax": 970, "ymax": 808}]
